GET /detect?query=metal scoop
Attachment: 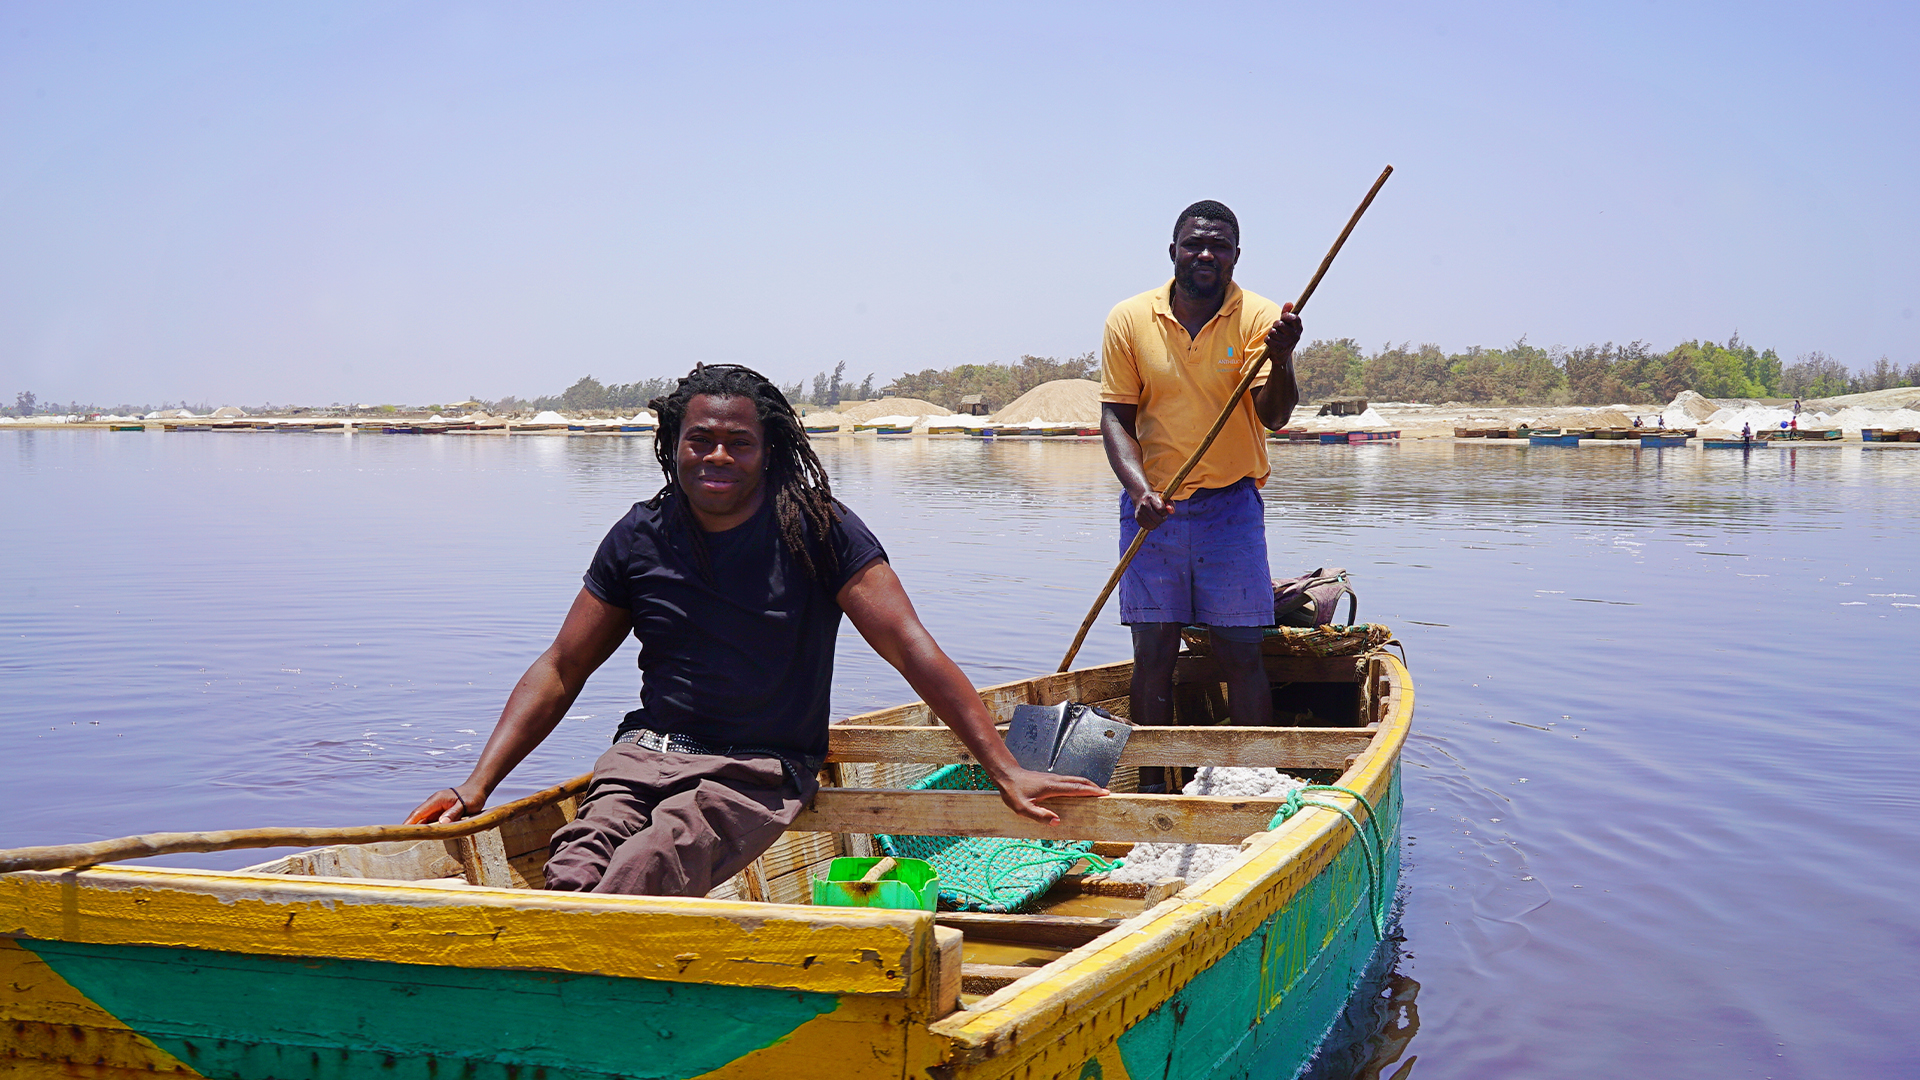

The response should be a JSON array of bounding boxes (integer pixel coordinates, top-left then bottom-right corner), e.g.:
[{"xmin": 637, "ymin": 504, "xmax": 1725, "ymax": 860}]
[{"xmin": 1005, "ymin": 702, "xmax": 1132, "ymax": 787}]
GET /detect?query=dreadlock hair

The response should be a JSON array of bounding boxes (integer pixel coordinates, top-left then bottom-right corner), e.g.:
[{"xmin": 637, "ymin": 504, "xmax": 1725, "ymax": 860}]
[
  {"xmin": 1173, "ymin": 199, "xmax": 1240, "ymax": 245},
  {"xmin": 647, "ymin": 363, "xmax": 842, "ymax": 586}
]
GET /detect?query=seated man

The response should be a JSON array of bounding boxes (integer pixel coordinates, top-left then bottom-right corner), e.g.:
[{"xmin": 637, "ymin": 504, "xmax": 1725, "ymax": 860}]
[{"xmin": 408, "ymin": 364, "xmax": 1104, "ymax": 896}]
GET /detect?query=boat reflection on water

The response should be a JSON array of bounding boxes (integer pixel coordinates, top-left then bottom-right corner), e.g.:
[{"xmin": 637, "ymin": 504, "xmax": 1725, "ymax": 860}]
[{"xmin": 1303, "ymin": 932, "xmax": 1420, "ymax": 1080}]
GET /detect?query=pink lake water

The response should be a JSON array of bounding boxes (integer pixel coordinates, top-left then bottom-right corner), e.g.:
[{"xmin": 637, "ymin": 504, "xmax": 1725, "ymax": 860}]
[{"xmin": 3, "ymin": 429, "xmax": 1916, "ymax": 1078}]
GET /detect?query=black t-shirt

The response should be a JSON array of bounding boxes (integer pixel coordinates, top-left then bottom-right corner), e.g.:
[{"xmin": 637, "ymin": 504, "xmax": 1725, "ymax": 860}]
[{"xmin": 581, "ymin": 494, "xmax": 887, "ymax": 759}]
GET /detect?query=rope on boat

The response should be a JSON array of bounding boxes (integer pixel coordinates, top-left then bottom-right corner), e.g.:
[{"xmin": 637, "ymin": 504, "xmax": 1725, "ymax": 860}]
[{"xmin": 1267, "ymin": 784, "xmax": 1389, "ymax": 941}]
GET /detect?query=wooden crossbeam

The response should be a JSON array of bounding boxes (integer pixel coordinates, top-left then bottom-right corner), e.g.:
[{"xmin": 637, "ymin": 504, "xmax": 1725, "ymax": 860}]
[
  {"xmin": 791, "ymin": 790, "xmax": 1284, "ymax": 845},
  {"xmin": 933, "ymin": 912, "xmax": 1121, "ymax": 950},
  {"xmin": 825, "ymin": 725, "xmax": 1373, "ymax": 769},
  {"xmin": 962, "ymin": 963, "xmax": 1042, "ymax": 995}
]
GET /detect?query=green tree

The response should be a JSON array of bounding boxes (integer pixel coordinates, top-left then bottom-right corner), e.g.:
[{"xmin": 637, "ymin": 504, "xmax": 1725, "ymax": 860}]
[
  {"xmin": 1294, "ymin": 338, "xmax": 1365, "ymax": 400},
  {"xmin": 1673, "ymin": 334, "xmax": 1778, "ymax": 397},
  {"xmin": 1781, "ymin": 352, "xmax": 1851, "ymax": 398},
  {"xmin": 560, "ymin": 375, "xmax": 610, "ymax": 411},
  {"xmin": 1852, "ymin": 356, "xmax": 1913, "ymax": 392},
  {"xmin": 1360, "ymin": 343, "xmax": 1450, "ymax": 403}
]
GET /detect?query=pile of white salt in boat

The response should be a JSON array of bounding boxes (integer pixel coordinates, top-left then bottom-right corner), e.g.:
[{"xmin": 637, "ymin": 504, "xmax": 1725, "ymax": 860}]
[{"xmin": 1107, "ymin": 767, "xmax": 1308, "ymax": 885}]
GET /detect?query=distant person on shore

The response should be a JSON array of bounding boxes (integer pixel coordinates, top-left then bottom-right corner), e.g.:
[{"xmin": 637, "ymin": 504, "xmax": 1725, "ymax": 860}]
[
  {"xmin": 1633, "ymin": 415, "xmax": 1642, "ymax": 428},
  {"xmin": 1099, "ymin": 200, "xmax": 1301, "ymax": 789},
  {"xmin": 407, "ymin": 364, "xmax": 1102, "ymax": 896},
  {"xmin": 1742, "ymin": 422, "xmax": 1753, "ymax": 444}
]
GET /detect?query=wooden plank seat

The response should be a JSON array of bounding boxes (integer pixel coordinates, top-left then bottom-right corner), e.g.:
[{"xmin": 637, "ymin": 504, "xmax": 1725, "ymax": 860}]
[
  {"xmin": 793, "ymin": 789, "xmax": 1291, "ymax": 845},
  {"xmin": 826, "ymin": 724, "xmax": 1375, "ymax": 770}
]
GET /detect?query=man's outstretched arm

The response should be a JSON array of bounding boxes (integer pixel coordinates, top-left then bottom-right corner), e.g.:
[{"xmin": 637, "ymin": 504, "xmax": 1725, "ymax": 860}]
[
  {"xmin": 838, "ymin": 559, "xmax": 1107, "ymax": 823},
  {"xmin": 405, "ymin": 588, "xmax": 630, "ymax": 823}
]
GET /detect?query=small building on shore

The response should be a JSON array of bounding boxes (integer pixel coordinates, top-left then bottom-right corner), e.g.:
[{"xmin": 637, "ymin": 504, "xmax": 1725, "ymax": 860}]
[{"xmin": 1316, "ymin": 397, "xmax": 1369, "ymax": 417}]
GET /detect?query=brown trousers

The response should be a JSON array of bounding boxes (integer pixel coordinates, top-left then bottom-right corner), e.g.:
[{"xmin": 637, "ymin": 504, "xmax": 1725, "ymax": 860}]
[{"xmin": 543, "ymin": 743, "xmax": 816, "ymax": 897}]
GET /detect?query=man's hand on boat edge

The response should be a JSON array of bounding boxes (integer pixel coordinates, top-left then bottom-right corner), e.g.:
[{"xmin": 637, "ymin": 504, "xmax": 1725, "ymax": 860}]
[
  {"xmin": 991, "ymin": 766, "xmax": 1109, "ymax": 825},
  {"xmin": 405, "ymin": 783, "xmax": 487, "ymax": 825}
]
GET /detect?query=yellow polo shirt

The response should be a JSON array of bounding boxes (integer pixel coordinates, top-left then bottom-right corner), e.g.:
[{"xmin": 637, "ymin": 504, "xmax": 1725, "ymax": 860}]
[{"xmin": 1100, "ymin": 279, "xmax": 1287, "ymax": 500}]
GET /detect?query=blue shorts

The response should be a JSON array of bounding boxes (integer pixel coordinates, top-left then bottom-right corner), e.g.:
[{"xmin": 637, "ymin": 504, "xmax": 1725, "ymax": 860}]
[{"xmin": 1119, "ymin": 478, "xmax": 1271, "ymax": 636}]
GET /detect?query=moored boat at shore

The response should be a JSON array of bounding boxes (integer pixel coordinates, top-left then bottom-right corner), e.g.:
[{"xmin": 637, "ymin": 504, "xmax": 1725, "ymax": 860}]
[
  {"xmin": 1528, "ymin": 433, "xmax": 1581, "ymax": 447},
  {"xmin": 0, "ymin": 639, "xmax": 1413, "ymax": 1080}
]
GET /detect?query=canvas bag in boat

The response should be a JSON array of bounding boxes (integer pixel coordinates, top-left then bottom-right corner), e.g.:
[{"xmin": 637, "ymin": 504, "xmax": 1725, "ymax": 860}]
[{"xmin": 1272, "ymin": 568, "xmax": 1357, "ymax": 627}]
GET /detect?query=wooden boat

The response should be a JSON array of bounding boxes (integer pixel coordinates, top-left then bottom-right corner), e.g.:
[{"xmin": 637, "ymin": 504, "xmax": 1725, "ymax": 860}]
[
  {"xmin": 1345, "ymin": 430, "xmax": 1400, "ymax": 443},
  {"xmin": 619, "ymin": 424, "xmax": 658, "ymax": 433},
  {"xmin": 0, "ymin": 642, "xmax": 1413, "ymax": 1080},
  {"xmin": 1702, "ymin": 438, "xmax": 1761, "ymax": 449},
  {"xmin": 1527, "ymin": 433, "xmax": 1581, "ymax": 447},
  {"xmin": 962, "ymin": 427, "xmax": 998, "ymax": 437},
  {"xmin": 107, "ymin": 424, "xmax": 144, "ymax": 432},
  {"xmin": 1317, "ymin": 432, "xmax": 1348, "ymax": 444},
  {"xmin": 1590, "ymin": 429, "xmax": 1631, "ymax": 440},
  {"xmin": 805, "ymin": 424, "xmax": 846, "ymax": 434},
  {"xmin": 1861, "ymin": 428, "xmax": 1885, "ymax": 442},
  {"xmin": 1639, "ymin": 434, "xmax": 1690, "ymax": 448},
  {"xmin": 1901, "ymin": 431, "xmax": 1920, "ymax": 443}
]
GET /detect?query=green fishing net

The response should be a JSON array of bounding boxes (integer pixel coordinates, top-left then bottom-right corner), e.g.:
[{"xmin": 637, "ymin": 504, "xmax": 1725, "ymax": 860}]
[{"xmin": 873, "ymin": 763, "xmax": 1115, "ymax": 913}]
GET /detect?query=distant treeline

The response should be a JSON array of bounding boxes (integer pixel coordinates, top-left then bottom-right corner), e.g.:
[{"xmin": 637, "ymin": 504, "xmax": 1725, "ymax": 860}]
[
  {"xmin": 519, "ymin": 337, "xmax": 1913, "ymax": 417},
  {"xmin": 880, "ymin": 353, "xmax": 1098, "ymax": 411},
  {"xmin": 8, "ymin": 337, "xmax": 1915, "ymax": 419},
  {"xmin": 515, "ymin": 356, "xmax": 1093, "ymax": 414},
  {"xmin": 1294, "ymin": 337, "xmax": 1919, "ymax": 406}
]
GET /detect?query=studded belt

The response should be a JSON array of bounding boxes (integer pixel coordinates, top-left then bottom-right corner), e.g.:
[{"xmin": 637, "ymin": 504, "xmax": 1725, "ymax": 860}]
[{"xmin": 613, "ymin": 726, "xmax": 822, "ymax": 780}]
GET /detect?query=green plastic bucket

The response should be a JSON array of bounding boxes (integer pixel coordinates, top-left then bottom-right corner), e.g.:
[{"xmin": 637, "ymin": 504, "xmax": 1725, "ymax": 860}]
[{"xmin": 811, "ymin": 857, "xmax": 939, "ymax": 911}]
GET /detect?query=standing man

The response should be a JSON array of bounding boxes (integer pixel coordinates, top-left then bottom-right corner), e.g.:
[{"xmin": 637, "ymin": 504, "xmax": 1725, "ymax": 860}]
[
  {"xmin": 409, "ymin": 364, "xmax": 1103, "ymax": 896},
  {"xmin": 1100, "ymin": 201, "xmax": 1302, "ymax": 783}
]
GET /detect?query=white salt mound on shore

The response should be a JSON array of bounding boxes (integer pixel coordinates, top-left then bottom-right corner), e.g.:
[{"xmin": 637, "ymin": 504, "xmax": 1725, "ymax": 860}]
[
  {"xmin": 1108, "ymin": 768, "xmax": 1306, "ymax": 885},
  {"xmin": 841, "ymin": 397, "xmax": 950, "ymax": 423},
  {"xmin": 994, "ymin": 379, "xmax": 1102, "ymax": 425}
]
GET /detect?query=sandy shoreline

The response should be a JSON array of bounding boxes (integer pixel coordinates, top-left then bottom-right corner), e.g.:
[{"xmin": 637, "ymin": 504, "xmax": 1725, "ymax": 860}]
[{"xmin": 7, "ymin": 387, "xmax": 1918, "ymax": 443}]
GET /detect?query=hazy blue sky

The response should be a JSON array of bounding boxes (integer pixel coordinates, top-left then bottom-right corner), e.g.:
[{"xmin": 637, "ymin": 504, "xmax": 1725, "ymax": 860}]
[{"xmin": 4, "ymin": 1, "xmax": 1915, "ymax": 406}]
